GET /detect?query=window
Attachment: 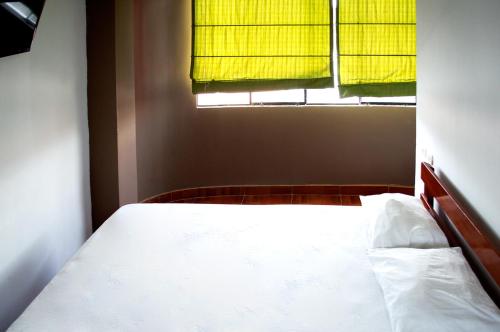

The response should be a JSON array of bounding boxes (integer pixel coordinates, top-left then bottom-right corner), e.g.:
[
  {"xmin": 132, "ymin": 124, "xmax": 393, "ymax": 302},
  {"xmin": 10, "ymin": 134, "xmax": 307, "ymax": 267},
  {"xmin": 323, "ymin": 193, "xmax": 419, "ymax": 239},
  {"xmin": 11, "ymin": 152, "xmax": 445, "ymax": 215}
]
[
  {"xmin": 193, "ymin": 0, "xmax": 416, "ymax": 107},
  {"xmin": 191, "ymin": 0, "xmax": 333, "ymax": 93},
  {"xmin": 337, "ymin": 0, "xmax": 416, "ymax": 97},
  {"xmin": 197, "ymin": 89, "xmax": 415, "ymax": 107}
]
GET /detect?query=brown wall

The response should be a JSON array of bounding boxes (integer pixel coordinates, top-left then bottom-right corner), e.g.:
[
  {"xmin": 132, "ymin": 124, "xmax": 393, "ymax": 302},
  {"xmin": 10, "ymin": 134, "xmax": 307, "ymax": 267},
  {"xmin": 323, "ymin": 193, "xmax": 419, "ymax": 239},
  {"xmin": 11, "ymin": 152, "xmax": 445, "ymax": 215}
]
[
  {"xmin": 87, "ymin": 0, "xmax": 417, "ymax": 225},
  {"xmin": 87, "ymin": 0, "xmax": 139, "ymax": 229},
  {"xmin": 87, "ymin": 0, "xmax": 119, "ymax": 229},
  {"xmin": 133, "ymin": 0, "xmax": 416, "ymax": 201}
]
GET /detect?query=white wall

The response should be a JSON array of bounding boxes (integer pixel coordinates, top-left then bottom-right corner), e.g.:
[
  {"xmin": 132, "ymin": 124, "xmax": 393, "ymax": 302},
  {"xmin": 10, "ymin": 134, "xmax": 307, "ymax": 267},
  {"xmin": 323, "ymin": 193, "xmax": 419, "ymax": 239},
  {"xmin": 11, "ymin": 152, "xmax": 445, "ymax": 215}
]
[
  {"xmin": 0, "ymin": 0, "xmax": 90, "ymax": 329},
  {"xmin": 417, "ymin": 0, "xmax": 500, "ymax": 239}
]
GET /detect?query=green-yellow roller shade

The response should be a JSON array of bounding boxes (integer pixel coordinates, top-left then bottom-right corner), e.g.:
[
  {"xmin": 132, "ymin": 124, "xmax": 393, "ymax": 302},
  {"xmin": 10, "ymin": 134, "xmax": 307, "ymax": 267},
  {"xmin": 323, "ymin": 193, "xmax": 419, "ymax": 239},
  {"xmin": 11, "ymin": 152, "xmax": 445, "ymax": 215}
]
[
  {"xmin": 191, "ymin": 0, "xmax": 334, "ymax": 93},
  {"xmin": 337, "ymin": 0, "xmax": 416, "ymax": 97}
]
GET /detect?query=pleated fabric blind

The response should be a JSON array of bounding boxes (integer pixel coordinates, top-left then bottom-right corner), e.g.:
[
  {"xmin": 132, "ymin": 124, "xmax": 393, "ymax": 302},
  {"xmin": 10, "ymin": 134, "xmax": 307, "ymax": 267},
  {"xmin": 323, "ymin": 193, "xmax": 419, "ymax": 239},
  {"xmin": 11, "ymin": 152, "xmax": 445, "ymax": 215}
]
[
  {"xmin": 337, "ymin": 0, "xmax": 416, "ymax": 97},
  {"xmin": 191, "ymin": 0, "xmax": 333, "ymax": 93}
]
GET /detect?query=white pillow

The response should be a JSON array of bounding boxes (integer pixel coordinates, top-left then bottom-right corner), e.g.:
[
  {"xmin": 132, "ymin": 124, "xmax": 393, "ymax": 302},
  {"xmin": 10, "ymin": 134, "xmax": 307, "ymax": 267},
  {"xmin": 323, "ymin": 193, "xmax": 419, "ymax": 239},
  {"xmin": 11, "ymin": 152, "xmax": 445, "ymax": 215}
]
[
  {"xmin": 368, "ymin": 248, "xmax": 500, "ymax": 332},
  {"xmin": 361, "ymin": 193, "xmax": 422, "ymax": 210},
  {"xmin": 361, "ymin": 193, "xmax": 449, "ymax": 248}
]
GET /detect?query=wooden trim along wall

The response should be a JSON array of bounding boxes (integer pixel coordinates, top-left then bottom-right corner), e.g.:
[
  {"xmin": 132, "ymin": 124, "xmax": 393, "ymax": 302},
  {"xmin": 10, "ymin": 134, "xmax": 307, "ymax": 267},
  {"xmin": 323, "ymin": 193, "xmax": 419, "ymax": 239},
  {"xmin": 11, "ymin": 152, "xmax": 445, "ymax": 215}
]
[
  {"xmin": 420, "ymin": 162, "xmax": 500, "ymax": 306},
  {"xmin": 142, "ymin": 184, "xmax": 415, "ymax": 204}
]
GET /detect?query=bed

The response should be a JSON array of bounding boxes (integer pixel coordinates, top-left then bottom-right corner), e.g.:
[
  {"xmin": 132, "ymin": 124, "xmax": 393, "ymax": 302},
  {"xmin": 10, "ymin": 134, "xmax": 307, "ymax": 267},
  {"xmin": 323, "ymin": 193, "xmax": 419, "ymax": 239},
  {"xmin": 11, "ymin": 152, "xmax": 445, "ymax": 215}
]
[{"xmin": 7, "ymin": 163, "xmax": 500, "ymax": 331}]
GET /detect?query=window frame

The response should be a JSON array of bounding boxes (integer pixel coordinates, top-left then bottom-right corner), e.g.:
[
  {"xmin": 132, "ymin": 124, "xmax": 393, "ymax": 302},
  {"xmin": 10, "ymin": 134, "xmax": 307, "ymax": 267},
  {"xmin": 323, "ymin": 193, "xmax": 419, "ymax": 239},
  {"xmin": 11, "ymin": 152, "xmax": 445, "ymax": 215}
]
[
  {"xmin": 194, "ymin": 0, "xmax": 416, "ymax": 108},
  {"xmin": 196, "ymin": 90, "xmax": 416, "ymax": 108}
]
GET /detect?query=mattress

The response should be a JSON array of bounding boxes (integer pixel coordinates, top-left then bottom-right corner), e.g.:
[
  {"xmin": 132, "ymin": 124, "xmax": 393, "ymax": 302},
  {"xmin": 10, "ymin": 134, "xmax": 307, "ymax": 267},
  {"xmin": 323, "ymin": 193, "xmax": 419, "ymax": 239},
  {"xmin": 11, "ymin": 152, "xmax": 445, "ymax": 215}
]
[{"xmin": 9, "ymin": 203, "xmax": 392, "ymax": 332}]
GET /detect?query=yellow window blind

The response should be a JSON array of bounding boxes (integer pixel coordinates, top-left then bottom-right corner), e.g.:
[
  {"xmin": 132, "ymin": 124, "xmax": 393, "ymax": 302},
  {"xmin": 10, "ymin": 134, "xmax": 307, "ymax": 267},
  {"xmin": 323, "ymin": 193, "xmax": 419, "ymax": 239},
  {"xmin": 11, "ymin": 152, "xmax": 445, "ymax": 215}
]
[
  {"xmin": 191, "ymin": 0, "xmax": 333, "ymax": 93},
  {"xmin": 337, "ymin": 0, "xmax": 416, "ymax": 97}
]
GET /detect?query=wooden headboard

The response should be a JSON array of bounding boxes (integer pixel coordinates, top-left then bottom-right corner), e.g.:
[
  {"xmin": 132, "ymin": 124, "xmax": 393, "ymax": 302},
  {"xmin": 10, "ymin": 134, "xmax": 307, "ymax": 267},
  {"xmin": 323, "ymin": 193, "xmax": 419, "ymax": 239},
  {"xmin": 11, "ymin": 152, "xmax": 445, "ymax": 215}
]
[{"xmin": 420, "ymin": 162, "xmax": 500, "ymax": 306}]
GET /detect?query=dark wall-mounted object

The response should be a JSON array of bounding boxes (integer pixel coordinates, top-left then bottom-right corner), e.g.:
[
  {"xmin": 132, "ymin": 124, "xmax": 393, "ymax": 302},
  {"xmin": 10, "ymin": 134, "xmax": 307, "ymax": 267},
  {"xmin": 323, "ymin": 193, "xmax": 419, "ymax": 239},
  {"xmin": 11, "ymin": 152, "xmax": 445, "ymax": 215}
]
[{"xmin": 0, "ymin": 0, "xmax": 46, "ymax": 58}]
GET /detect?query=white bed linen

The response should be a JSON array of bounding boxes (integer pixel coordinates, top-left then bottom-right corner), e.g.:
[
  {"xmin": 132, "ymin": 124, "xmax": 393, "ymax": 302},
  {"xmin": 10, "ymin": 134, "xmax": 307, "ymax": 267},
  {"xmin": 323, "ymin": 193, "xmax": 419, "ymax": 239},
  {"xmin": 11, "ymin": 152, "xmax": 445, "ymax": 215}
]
[
  {"xmin": 361, "ymin": 194, "xmax": 449, "ymax": 249},
  {"xmin": 368, "ymin": 248, "xmax": 500, "ymax": 332},
  {"xmin": 9, "ymin": 204, "xmax": 391, "ymax": 332}
]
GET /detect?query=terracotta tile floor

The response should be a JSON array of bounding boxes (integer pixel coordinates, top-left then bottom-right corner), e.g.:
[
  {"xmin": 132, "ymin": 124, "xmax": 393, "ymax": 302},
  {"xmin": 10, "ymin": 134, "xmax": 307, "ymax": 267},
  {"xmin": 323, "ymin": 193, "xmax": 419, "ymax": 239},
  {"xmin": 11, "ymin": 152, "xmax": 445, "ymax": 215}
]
[
  {"xmin": 143, "ymin": 185, "xmax": 413, "ymax": 205},
  {"xmin": 173, "ymin": 194, "xmax": 362, "ymax": 206}
]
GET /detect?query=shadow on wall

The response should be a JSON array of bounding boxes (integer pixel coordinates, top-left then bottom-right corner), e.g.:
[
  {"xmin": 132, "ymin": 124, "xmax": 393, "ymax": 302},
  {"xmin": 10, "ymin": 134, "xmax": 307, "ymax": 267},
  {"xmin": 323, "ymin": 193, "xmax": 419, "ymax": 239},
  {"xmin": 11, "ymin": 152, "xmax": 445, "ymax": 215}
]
[
  {"xmin": 0, "ymin": 83, "xmax": 90, "ymax": 328},
  {"xmin": 0, "ymin": 0, "xmax": 91, "ymax": 328},
  {"xmin": 0, "ymin": 236, "xmax": 58, "ymax": 331}
]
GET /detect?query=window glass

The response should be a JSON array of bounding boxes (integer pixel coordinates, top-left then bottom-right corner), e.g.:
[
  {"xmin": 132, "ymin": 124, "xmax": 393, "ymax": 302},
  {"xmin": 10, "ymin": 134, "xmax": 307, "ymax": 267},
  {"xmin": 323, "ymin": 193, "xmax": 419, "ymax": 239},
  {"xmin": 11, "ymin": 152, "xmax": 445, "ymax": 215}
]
[
  {"xmin": 197, "ymin": 90, "xmax": 417, "ymax": 107},
  {"xmin": 251, "ymin": 89, "xmax": 305, "ymax": 104},
  {"xmin": 197, "ymin": 92, "xmax": 250, "ymax": 106},
  {"xmin": 306, "ymin": 88, "xmax": 358, "ymax": 104},
  {"xmin": 361, "ymin": 96, "xmax": 417, "ymax": 104}
]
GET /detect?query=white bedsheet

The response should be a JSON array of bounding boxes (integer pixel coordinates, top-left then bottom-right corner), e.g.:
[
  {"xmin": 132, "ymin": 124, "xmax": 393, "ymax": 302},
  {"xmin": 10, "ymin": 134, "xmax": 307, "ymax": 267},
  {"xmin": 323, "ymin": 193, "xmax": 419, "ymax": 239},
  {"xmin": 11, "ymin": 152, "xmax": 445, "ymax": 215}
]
[{"xmin": 9, "ymin": 204, "xmax": 391, "ymax": 332}]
